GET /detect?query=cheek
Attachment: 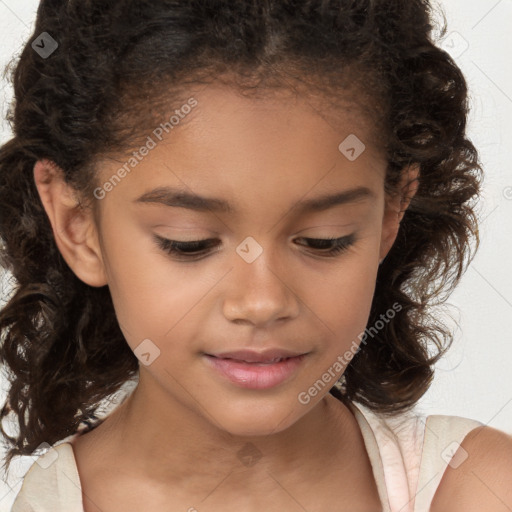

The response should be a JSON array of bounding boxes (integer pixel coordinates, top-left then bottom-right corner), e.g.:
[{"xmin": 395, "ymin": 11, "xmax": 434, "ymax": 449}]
[
  {"xmin": 306, "ymin": 250, "xmax": 379, "ymax": 354},
  {"xmin": 98, "ymin": 221, "xmax": 205, "ymax": 341},
  {"xmin": 109, "ymin": 263, "xmax": 210, "ymax": 341},
  {"xmin": 324, "ymin": 273, "xmax": 376, "ymax": 342}
]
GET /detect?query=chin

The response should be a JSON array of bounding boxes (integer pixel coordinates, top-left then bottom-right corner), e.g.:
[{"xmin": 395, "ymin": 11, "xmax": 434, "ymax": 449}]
[{"xmin": 211, "ymin": 401, "xmax": 304, "ymax": 438}]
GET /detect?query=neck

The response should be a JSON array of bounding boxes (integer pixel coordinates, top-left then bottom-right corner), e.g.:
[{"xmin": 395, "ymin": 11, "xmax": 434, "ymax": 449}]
[{"xmin": 85, "ymin": 372, "xmax": 365, "ymax": 495}]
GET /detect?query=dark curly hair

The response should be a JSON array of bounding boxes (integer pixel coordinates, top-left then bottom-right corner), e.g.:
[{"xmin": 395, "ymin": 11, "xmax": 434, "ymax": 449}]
[{"xmin": 0, "ymin": 0, "xmax": 482, "ymax": 475}]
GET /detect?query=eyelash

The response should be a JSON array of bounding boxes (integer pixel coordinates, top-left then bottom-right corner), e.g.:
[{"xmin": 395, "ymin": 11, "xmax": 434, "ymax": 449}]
[{"xmin": 153, "ymin": 234, "xmax": 357, "ymax": 260}]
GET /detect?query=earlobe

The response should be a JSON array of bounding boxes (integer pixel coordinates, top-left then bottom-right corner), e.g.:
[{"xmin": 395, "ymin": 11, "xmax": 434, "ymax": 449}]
[
  {"xmin": 33, "ymin": 159, "xmax": 108, "ymax": 287},
  {"xmin": 379, "ymin": 163, "xmax": 420, "ymax": 262}
]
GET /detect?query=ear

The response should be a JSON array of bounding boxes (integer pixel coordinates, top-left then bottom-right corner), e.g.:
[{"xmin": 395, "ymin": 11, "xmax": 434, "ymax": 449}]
[
  {"xmin": 33, "ymin": 159, "xmax": 108, "ymax": 287},
  {"xmin": 379, "ymin": 163, "xmax": 420, "ymax": 262}
]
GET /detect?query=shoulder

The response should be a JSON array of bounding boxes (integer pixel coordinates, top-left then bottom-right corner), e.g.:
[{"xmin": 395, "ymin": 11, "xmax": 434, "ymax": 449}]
[
  {"xmin": 431, "ymin": 423, "xmax": 512, "ymax": 512},
  {"xmin": 11, "ymin": 442, "xmax": 82, "ymax": 511}
]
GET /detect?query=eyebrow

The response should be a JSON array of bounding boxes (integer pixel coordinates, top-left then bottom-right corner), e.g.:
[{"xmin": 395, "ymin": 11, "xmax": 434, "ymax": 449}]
[{"xmin": 134, "ymin": 185, "xmax": 374, "ymax": 214}]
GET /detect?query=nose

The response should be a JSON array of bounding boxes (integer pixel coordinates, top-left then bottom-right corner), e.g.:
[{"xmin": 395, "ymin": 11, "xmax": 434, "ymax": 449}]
[{"xmin": 222, "ymin": 242, "xmax": 300, "ymax": 327}]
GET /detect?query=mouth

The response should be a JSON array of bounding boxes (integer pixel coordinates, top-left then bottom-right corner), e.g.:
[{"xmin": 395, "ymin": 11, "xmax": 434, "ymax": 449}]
[{"xmin": 203, "ymin": 349, "xmax": 309, "ymax": 389}]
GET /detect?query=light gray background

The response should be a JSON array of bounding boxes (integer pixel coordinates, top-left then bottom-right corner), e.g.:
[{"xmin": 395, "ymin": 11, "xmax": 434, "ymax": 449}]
[{"xmin": 0, "ymin": 0, "xmax": 511, "ymax": 509}]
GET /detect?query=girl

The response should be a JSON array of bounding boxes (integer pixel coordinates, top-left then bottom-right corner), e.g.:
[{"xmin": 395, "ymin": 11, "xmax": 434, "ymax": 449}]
[{"xmin": 1, "ymin": 1, "xmax": 511, "ymax": 511}]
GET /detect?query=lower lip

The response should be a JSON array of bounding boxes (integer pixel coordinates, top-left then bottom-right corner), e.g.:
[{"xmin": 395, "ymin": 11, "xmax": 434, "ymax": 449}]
[{"xmin": 204, "ymin": 354, "xmax": 306, "ymax": 389}]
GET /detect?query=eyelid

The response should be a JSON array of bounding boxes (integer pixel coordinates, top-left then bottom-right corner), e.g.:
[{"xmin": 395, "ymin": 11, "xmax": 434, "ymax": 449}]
[
  {"xmin": 294, "ymin": 223, "xmax": 355, "ymax": 234},
  {"xmin": 152, "ymin": 224, "xmax": 219, "ymax": 237}
]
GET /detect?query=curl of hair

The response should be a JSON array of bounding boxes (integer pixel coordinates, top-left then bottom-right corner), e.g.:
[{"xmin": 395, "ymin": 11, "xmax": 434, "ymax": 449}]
[{"xmin": 0, "ymin": 0, "xmax": 482, "ymax": 473}]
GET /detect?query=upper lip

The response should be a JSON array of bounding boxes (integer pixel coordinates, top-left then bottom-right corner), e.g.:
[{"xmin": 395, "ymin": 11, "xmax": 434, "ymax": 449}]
[{"xmin": 206, "ymin": 348, "xmax": 307, "ymax": 363}]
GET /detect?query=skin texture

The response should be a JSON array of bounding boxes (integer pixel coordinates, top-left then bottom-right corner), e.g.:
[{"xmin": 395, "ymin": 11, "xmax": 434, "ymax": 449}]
[
  {"xmin": 33, "ymin": 83, "xmax": 425, "ymax": 510},
  {"xmin": 430, "ymin": 425, "xmax": 512, "ymax": 512}
]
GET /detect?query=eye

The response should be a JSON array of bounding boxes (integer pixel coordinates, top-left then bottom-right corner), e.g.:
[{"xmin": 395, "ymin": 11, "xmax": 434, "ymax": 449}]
[
  {"xmin": 152, "ymin": 234, "xmax": 356, "ymax": 260},
  {"xmin": 297, "ymin": 234, "xmax": 356, "ymax": 256},
  {"xmin": 153, "ymin": 236, "xmax": 220, "ymax": 260}
]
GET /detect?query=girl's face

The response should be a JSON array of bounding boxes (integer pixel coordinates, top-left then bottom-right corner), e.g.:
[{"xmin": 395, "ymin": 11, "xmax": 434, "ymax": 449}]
[{"xmin": 68, "ymin": 84, "xmax": 414, "ymax": 435}]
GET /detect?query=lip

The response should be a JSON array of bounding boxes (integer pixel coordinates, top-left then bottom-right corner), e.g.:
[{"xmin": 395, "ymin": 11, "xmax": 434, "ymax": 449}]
[
  {"xmin": 203, "ymin": 349, "xmax": 308, "ymax": 389},
  {"xmin": 209, "ymin": 348, "xmax": 305, "ymax": 363}
]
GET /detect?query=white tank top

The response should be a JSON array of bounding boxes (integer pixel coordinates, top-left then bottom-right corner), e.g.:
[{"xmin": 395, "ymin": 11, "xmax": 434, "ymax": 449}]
[
  {"xmin": 10, "ymin": 400, "xmax": 484, "ymax": 512},
  {"xmin": 346, "ymin": 401, "xmax": 483, "ymax": 511}
]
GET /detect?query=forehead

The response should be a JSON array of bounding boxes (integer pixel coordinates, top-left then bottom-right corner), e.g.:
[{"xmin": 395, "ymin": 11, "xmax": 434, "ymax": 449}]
[
  {"xmin": 95, "ymin": 83, "xmax": 387, "ymax": 214},
  {"xmin": 165, "ymin": 82, "xmax": 384, "ymax": 160}
]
